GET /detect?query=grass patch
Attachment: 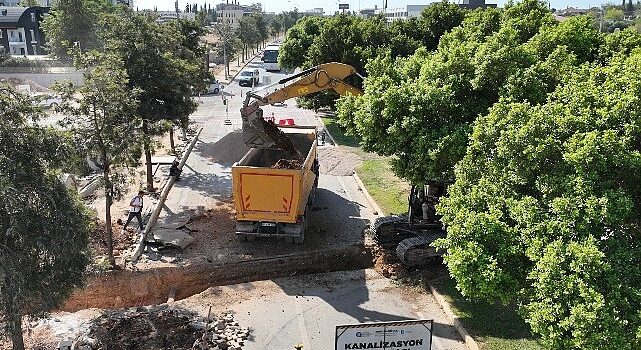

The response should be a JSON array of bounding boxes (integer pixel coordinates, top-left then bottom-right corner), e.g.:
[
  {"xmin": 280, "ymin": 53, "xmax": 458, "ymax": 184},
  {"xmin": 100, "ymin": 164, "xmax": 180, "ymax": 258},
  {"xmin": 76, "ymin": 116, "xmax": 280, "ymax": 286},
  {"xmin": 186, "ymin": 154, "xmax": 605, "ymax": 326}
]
[
  {"xmin": 431, "ymin": 275, "xmax": 543, "ymax": 350},
  {"xmin": 320, "ymin": 116, "xmax": 361, "ymax": 148},
  {"xmin": 356, "ymin": 159, "xmax": 409, "ymax": 215}
]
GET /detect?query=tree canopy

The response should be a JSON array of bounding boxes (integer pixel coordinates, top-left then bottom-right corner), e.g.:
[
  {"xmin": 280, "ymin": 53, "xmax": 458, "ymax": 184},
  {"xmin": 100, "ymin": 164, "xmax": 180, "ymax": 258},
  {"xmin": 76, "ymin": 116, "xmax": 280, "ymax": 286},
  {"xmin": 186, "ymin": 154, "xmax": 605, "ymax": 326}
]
[
  {"xmin": 99, "ymin": 8, "xmax": 202, "ymax": 191},
  {"xmin": 41, "ymin": 0, "xmax": 115, "ymax": 60},
  {"xmin": 437, "ymin": 50, "xmax": 641, "ymax": 350},
  {"xmin": 337, "ymin": 0, "xmax": 609, "ymax": 184},
  {"xmin": 0, "ymin": 86, "xmax": 92, "ymax": 350}
]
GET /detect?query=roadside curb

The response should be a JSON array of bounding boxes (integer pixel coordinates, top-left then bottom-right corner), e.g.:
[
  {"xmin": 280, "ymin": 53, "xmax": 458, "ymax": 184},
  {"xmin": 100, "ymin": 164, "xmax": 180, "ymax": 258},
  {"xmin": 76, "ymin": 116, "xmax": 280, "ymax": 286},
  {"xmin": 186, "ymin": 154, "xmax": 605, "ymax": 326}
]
[
  {"xmin": 429, "ymin": 284, "xmax": 480, "ymax": 350},
  {"xmin": 352, "ymin": 172, "xmax": 385, "ymax": 217}
]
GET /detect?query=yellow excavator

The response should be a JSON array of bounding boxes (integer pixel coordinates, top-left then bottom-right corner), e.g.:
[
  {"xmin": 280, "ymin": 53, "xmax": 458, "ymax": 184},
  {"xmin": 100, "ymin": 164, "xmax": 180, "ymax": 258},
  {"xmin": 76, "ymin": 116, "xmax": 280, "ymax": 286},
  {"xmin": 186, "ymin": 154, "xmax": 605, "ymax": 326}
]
[{"xmin": 240, "ymin": 62, "xmax": 363, "ymax": 155}]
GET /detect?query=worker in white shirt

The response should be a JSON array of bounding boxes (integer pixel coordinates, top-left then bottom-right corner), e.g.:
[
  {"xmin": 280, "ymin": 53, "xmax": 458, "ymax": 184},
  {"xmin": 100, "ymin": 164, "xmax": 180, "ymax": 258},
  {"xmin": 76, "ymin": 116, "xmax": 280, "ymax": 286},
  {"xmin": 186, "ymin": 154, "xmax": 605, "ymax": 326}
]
[{"xmin": 121, "ymin": 190, "xmax": 145, "ymax": 234}]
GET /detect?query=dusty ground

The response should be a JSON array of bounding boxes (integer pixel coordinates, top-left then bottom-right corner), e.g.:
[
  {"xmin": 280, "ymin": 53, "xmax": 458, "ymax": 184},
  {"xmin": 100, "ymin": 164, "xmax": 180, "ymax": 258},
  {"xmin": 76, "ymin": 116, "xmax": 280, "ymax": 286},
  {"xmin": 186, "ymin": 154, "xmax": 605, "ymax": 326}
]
[
  {"xmin": 317, "ymin": 145, "xmax": 363, "ymax": 176},
  {"xmin": 17, "ymin": 269, "xmax": 454, "ymax": 350}
]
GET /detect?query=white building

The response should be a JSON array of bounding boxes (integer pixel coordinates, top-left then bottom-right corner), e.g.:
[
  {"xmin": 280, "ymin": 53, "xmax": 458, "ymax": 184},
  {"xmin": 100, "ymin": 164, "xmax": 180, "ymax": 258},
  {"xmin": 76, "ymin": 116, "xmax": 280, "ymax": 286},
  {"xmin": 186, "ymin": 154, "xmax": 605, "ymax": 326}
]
[
  {"xmin": 216, "ymin": 3, "xmax": 244, "ymax": 29},
  {"xmin": 376, "ymin": 4, "xmax": 428, "ymax": 21},
  {"xmin": 154, "ymin": 11, "xmax": 196, "ymax": 22}
]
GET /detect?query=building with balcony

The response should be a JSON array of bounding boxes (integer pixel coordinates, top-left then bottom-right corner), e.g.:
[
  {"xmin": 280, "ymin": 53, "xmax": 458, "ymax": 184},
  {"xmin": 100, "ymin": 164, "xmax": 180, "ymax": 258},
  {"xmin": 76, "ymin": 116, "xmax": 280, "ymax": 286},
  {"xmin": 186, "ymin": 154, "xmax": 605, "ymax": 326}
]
[{"xmin": 0, "ymin": 6, "xmax": 49, "ymax": 56}]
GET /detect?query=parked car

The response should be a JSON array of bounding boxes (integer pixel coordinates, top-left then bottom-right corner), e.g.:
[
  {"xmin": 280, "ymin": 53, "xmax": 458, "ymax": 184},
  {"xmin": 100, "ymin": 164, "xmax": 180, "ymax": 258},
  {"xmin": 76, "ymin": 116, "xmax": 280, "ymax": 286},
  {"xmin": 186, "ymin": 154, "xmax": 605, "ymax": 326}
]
[
  {"xmin": 238, "ymin": 69, "xmax": 260, "ymax": 87},
  {"xmin": 206, "ymin": 80, "xmax": 224, "ymax": 94}
]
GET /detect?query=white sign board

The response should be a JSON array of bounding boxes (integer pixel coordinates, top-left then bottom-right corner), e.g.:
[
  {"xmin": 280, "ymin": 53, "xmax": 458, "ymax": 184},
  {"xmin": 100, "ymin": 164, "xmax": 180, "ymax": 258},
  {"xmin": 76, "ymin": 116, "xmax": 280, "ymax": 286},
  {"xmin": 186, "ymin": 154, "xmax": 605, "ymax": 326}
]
[{"xmin": 336, "ymin": 320, "xmax": 433, "ymax": 350}]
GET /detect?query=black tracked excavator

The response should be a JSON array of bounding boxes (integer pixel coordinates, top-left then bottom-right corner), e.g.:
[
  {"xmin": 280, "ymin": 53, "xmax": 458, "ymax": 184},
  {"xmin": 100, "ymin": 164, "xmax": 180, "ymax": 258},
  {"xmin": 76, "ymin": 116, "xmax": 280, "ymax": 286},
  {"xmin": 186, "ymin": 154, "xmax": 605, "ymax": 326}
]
[{"xmin": 371, "ymin": 182, "xmax": 448, "ymax": 266}]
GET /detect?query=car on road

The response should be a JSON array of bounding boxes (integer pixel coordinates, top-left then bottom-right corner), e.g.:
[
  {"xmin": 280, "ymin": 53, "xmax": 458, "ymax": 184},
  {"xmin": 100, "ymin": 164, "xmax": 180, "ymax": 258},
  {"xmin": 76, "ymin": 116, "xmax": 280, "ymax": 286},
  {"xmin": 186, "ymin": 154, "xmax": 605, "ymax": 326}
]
[{"xmin": 238, "ymin": 69, "xmax": 259, "ymax": 87}]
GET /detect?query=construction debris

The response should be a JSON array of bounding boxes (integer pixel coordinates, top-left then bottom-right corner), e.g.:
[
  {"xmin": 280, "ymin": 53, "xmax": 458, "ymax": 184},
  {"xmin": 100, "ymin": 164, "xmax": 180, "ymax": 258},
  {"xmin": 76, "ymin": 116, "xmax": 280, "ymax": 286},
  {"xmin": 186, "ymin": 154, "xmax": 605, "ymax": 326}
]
[
  {"xmin": 71, "ymin": 306, "xmax": 251, "ymax": 350},
  {"xmin": 151, "ymin": 228, "xmax": 195, "ymax": 249},
  {"xmin": 273, "ymin": 158, "xmax": 302, "ymax": 169},
  {"xmin": 191, "ymin": 313, "xmax": 250, "ymax": 350}
]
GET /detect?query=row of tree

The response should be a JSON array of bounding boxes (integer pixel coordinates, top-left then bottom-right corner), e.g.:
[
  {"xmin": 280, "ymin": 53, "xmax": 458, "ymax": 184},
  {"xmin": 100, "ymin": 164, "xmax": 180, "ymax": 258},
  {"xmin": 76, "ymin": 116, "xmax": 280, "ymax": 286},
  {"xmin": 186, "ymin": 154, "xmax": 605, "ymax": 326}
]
[
  {"xmin": 280, "ymin": 0, "xmax": 641, "ymax": 348},
  {"xmin": 2, "ymin": 4, "xmax": 207, "ymax": 348}
]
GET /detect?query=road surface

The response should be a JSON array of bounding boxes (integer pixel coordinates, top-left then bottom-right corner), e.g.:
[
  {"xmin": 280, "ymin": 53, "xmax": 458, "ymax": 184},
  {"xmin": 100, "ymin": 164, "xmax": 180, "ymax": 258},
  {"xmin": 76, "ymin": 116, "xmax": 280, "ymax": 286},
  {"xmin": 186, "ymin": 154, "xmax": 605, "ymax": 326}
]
[{"xmin": 181, "ymin": 269, "xmax": 466, "ymax": 350}]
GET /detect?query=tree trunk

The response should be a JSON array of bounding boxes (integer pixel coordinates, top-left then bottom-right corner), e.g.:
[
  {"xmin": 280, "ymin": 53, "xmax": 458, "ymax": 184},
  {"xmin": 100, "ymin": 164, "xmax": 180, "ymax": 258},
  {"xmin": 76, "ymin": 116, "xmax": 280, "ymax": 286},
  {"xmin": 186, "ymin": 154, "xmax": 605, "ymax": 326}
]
[
  {"xmin": 5, "ymin": 284, "xmax": 25, "ymax": 350},
  {"xmin": 145, "ymin": 146, "xmax": 154, "ymax": 192},
  {"xmin": 102, "ymin": 153, "xmax": 115, "ymax": 266},
  {"xmin": 169, "ymin": 127, "xmax": 175, "ymax": 155}
]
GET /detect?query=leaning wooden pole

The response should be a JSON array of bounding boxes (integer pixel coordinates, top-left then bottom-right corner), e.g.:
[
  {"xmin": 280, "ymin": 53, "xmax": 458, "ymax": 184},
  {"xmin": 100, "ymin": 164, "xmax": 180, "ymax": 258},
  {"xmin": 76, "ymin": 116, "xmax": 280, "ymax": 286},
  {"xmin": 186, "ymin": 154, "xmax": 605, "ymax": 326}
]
[{"xmin": 130, "ymin": 127, "xmax": 203, "ymax": 263}]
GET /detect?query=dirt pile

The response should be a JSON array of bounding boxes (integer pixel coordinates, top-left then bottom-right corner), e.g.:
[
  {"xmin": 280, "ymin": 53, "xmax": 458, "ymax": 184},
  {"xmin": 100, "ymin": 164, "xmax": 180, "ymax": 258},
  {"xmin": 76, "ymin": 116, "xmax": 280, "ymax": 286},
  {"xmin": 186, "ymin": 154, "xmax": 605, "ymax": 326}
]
[
  {"xmin": 202, "ymin": 130, "xmax": 250, "ymax": 166},
  {"xmin": 273, "ymin": 158, "xmax": 302, "ymax": 169},
  {"xmin": 73, "ymin": 305, "xmax": 251, "ymax": 350}
]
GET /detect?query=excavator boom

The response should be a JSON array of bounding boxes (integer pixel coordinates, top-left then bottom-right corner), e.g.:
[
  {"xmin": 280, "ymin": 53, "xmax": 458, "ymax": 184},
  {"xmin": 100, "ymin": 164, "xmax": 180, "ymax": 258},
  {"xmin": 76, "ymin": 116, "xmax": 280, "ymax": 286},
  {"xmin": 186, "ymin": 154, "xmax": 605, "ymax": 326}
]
[{"xmin": 240, "ymin": 62, "xmax": 363, "ymax": 154}]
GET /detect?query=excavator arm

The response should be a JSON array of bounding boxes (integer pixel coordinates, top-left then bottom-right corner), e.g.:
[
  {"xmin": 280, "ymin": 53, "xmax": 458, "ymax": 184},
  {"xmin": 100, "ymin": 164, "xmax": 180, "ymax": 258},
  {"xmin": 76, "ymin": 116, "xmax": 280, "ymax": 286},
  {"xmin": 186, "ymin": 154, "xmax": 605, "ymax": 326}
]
[{"xmin": 240, "ymin": 62, "xmax": 363, "ymax": 155}]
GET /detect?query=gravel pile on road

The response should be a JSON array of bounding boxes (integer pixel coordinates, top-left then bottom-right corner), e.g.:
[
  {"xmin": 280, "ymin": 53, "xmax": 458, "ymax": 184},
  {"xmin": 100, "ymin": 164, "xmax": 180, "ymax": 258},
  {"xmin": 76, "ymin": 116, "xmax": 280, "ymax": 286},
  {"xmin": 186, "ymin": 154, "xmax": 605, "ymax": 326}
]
[{"xmin": 72, "ymin": 305, "xmax": 250, "ymax": 350}]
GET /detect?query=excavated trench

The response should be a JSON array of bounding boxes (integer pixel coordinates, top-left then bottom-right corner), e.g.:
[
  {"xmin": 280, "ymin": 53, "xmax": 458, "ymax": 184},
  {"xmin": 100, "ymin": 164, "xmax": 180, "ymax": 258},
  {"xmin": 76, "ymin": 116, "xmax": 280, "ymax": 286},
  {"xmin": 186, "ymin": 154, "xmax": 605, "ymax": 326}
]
[{"xmin": 62, "ymin": 243, "xmax": 375, "ymax": 312}]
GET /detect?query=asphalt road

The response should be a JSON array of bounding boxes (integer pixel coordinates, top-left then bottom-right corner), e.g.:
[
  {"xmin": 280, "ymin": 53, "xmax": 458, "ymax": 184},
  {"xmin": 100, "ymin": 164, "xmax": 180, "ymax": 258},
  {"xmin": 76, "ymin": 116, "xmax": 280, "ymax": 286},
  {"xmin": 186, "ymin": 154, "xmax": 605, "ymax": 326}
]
[{"xmin": 182, "ymin": 269, "xmax": 466, "ymax": 350}]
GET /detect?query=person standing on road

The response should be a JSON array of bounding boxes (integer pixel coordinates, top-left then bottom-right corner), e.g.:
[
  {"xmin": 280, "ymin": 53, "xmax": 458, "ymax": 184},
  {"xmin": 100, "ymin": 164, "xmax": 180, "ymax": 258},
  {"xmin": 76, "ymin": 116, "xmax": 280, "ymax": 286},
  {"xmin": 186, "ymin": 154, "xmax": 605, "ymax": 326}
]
[{"xmin": 122, "ymin": 190, "xmax": 145, "ymax": 234}]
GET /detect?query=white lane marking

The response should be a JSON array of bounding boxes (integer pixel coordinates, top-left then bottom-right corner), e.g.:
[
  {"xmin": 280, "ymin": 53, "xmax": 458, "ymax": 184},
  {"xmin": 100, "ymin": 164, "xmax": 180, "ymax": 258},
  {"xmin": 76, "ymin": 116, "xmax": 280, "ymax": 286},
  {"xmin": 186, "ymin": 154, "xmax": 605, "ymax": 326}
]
[
  {"xmin": 295, "ymin": 295, "xmax": 312, "ymax": 348},
  {"xmin": 337, "ymin": 176, "xmax": 353, "ymax": 201}
]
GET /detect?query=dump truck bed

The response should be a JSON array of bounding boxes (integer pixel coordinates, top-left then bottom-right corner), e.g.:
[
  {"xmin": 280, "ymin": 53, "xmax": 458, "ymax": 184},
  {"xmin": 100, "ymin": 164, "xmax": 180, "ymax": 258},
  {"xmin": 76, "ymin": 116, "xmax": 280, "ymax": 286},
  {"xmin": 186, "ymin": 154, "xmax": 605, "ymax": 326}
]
[{"xmin": 232, "ymin": 127, "xmax": 318, "ymax": 226}]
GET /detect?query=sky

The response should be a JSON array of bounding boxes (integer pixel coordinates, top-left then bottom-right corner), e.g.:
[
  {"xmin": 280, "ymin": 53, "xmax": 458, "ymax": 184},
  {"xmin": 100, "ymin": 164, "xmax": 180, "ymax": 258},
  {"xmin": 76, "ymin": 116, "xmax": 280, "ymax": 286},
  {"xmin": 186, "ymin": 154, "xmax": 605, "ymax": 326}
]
[{"xmin": 132, "ymin": 0, "xmax": 603, "ymax": 15}]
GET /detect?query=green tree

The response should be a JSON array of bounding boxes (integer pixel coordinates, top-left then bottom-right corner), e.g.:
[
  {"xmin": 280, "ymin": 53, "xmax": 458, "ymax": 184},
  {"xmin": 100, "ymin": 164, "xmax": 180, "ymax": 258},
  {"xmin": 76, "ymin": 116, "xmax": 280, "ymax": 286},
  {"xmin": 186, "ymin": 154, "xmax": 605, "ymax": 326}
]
[
  {"xmin": 437, "ymin": 51, "xmax": 641, "ymax": 350},
  {"xmin": 336, "ymin": 0, "xmax": 563, "ymax": 184},
  {"xmin": 100, "ymin": 8, "xmax": 200, "ymax": 192},
  {"xmin": 237, "ymin": 15, "xmax": 259, "ymax": 60},
  {"xmin": 41, "ymin": 0, "xmax": 114, "ymax": 60},
  {"xmin": 0, "ymin": 86, "xmax": 92, "ymax": 350},
  {"xmin": 605, "ymin": 7, "xmax": 625, "ymax": 21},
  {"xmin": 278, "ymin": 16, "xmax": 326, "ymax": 69},
  {"xmin": 254, "ymin": 14, "xmax": 269, "ymax": 48},
  {"xmin": 53, "ymin": 53, "xmax": 141, "ymax": 266},
  {"xmin": 418, "ymin": 0, "xmax": 466, "ymax": 50}
]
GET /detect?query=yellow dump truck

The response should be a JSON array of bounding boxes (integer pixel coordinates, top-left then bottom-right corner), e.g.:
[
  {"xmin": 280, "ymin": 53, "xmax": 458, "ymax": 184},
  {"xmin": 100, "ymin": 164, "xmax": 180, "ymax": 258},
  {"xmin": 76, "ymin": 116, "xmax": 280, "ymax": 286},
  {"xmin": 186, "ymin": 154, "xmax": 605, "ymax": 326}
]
[
  {"xmin": 233, "ymin": 62, "xmax": 363, "ymax": 243},
  {"xmin": 232, "ymin": 126, "xmax": 319, "ymax": 243}
]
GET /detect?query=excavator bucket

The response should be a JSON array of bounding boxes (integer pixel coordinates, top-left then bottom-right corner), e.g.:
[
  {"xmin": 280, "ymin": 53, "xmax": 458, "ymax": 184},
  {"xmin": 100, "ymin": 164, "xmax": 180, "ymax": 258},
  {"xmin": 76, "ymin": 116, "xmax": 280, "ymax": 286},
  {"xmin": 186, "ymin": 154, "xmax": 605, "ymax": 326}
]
[{"xmin": 241, "ymin": 104, "xmax": 300, "ymax": 158}]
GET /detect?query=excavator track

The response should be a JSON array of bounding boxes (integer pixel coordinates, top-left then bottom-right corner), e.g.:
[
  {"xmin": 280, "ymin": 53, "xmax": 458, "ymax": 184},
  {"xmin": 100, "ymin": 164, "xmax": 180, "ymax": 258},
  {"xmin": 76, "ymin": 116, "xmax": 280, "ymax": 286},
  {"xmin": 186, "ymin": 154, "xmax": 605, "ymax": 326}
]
[
  {"xmin": 370, "ymin": 215, "xmax": 413, "ymax": 247},
  {"xmin": 396, "ymin": 231, "xmax": 447, "ymax": 266}
]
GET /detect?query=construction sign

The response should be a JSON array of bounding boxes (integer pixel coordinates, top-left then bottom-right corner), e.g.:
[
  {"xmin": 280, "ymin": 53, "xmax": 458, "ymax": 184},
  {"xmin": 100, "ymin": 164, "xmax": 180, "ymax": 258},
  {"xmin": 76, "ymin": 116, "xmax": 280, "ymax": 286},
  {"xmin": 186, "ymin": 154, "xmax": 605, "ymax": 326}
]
[{"xmin": 335, "ymin": 320, "xmax": 433, "ymax": 350}]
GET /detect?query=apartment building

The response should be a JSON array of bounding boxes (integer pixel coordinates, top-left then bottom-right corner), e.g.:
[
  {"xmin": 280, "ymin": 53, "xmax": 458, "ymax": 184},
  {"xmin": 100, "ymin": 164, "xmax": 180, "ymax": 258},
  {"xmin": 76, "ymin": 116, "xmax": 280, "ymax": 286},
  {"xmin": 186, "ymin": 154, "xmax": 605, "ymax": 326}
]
[{"xmin": 0, "ymin": 6, "xmax": 49, "ymax": 56}]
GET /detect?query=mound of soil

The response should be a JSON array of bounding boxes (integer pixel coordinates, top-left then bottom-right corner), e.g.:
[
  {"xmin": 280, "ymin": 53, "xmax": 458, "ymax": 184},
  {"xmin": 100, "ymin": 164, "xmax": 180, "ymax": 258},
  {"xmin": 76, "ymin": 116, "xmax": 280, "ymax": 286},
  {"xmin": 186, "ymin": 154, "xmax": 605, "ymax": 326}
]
[
  {"xmin": 201, "ymin": 130, "xmax": 250, "ymax": 166},
  {"xmin": 78, "ymin": 306, "xmax": 200, "ymax": 350},
  {"xmin": 273, "ymin": 158, "xmax": 302, "ymax": 169}
]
